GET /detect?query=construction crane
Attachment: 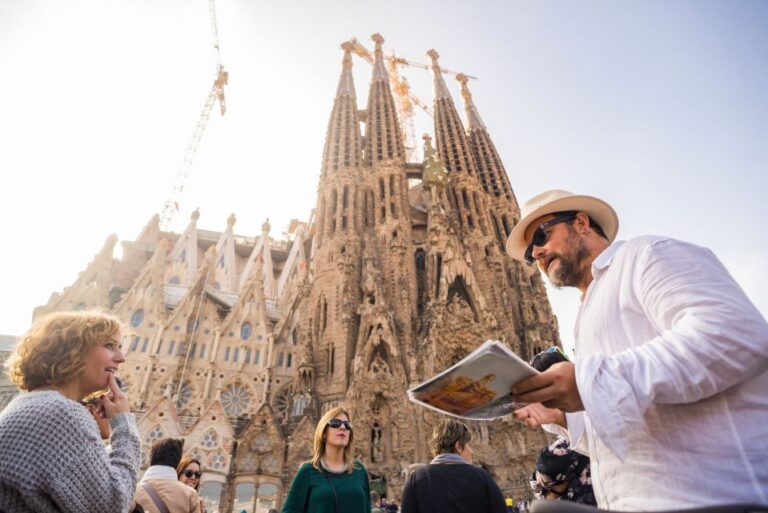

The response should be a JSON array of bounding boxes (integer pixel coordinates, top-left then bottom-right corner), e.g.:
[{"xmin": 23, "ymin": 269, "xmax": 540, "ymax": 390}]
[
  {"xmin": 160, "ymin": 0, "xmax": 228, "ymax": 230},
  {"xmin": 347, "ymin": 38, "xmax": 476, "ymax": 162}
]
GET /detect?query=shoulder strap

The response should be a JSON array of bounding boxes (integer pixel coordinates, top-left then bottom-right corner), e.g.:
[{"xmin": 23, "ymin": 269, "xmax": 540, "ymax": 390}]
[
  {"xmin": 142, "ymin": 482, "xmax": 171, "ymax": 513},
  {"xmin": 320, "ymin": 469, "xmax": 340, "ymax": 513}
]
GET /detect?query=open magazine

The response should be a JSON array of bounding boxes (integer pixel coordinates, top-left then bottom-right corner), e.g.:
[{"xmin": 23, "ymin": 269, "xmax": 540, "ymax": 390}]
[{"xmin": 407, "ymin": 340, "xmax": 539, "ymax": 420}]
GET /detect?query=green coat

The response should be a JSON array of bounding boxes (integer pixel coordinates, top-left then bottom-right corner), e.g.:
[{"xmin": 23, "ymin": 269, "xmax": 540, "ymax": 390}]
[{"xmin": 281, "ymin": 461, "xmax": 371, "ymax": 513}]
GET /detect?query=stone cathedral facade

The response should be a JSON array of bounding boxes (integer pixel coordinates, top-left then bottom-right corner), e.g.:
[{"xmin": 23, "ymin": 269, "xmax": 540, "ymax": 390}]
[{"xmin": 33, "ymin": 35, "xmax": 559, "ymax": 513}]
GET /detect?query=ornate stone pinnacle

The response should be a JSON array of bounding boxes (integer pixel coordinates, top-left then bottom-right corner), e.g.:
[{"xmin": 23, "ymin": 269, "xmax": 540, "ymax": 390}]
[
  {"xmin": 191, "ymin": 208, "xmax": 200, "ymax": 221},
  {"xmin": 371, "ymin": 33, "xmax": 384, "ymax": 46},
  {"xmin": 227, "ymin": 213, "xmax": 236, "ymax": 227}
]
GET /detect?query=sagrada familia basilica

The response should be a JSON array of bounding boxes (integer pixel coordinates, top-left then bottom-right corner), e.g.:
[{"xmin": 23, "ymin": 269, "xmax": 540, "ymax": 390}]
[{"xmin": 34, "ymin": 34, "xmax": 560, "ymax": 513}]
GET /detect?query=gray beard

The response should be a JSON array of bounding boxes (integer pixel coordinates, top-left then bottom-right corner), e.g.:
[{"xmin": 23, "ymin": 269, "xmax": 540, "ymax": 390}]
[{"xmin": 548, "ymin": 230, "xmax": 590, "ymax": 288}]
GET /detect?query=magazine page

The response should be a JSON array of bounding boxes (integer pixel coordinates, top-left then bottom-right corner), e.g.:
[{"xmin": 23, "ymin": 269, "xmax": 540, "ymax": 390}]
[{"xmin": 407, "ymin": 340, "xmax": 539, "ymax": 420}]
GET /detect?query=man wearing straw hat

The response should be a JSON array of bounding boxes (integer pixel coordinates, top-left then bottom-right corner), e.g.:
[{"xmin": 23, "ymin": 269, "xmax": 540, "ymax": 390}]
[{"xmin": 505, "ymin": 190, "xmax": 768, "ymax": 510}]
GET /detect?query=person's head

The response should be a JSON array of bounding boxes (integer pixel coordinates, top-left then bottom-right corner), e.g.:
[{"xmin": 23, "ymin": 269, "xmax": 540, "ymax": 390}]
[
  {"xmin": 506, "ymin": 190, "xmax": 618, "ymax": 291},
  {"xmin": 371, "ymin": 491, "xmax": 381, "ymax": 506},
  {"xmin": 177, "ymin": 456, "xmax": 202, "ymax": 490},
  {"xmin": 150, "ymin": 438, "xmax": 185, "ymax": 468},
  {"xmin": 530, "ymin": 347, "xmax": 569, "ymax": 372},
  {"xmin": 530, "ymin": 436, "xmax": 589, "ymax": 500},
  {"xmin": 8, "ymin": 310, "xmax": 125, "ymax": 398},
  {"xmin": 429, "ymin": 418, "xmax": 472, "ymax": 463},
  {"xmin": 311, "ymin": 406, "xmax": 355, "ymax": 473}
]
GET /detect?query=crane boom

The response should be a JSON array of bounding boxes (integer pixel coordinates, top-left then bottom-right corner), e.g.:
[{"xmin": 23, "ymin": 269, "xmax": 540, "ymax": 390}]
[{"xmin": 159, "ymin": 0, "xmax": 227, "ymax": 229}]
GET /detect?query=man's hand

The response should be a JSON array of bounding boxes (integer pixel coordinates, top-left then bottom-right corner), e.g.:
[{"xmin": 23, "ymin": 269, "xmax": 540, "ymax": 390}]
[
  {"xmin": 512, "ymin": 403, "xmax": 566, "ymax": 428},
  {"xmin": 511, "ymin": 362, "xmax": 584, "ymax": 412}
]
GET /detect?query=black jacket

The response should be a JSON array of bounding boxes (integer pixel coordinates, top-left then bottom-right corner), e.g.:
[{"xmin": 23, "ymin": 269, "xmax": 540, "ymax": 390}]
[{"xmin": 401, "ymin": 463, "xmax": 507, "ymax": 513}]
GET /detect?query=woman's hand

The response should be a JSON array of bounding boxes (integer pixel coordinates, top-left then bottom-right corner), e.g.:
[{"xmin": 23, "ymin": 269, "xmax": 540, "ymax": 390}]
[{"xmin": 98, "ymin": 372, "xmax": 130, "ymax": 419}]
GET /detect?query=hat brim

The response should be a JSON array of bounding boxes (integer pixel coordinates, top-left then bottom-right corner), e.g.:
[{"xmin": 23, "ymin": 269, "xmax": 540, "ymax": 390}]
[{"xmin": 506, "ymin": 195, "xmax": 619, "ymax": 262}]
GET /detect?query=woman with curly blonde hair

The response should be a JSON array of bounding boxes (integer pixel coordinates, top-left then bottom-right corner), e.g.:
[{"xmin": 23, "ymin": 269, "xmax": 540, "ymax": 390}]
[
  {"xmin": 281, "ymin": 406, "xmax": 370, "ymax": 513},
  {"xmin": 0, "ymin": 310, "xmax": 141, "ymax": 513}
]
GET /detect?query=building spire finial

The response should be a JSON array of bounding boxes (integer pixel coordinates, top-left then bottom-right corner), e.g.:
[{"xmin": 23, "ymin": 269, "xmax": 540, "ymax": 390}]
[
  {"xmin": 426, "ymin": 49, "xmax": 451, "ymax": 99},
  {"xmin": 456, "ymin": 73, "xmax": 485, "ymax": 130},
  {"xmin": 335, "ymin": 41, "xmax": 356, "ymax": 98},
  {"xmin": 371, "ymin": 33, "xmax": 388, "ymax": 82}
]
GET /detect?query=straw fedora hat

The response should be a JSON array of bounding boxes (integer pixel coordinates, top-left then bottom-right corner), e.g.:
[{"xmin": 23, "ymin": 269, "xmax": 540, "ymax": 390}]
[{"xmin": 506, "ymin": 190, "xmax": 619, "ymax": 262}]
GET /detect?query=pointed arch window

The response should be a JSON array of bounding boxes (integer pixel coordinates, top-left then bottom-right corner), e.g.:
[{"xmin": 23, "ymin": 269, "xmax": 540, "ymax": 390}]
[
  {"xmin": 240, "ymin": 322, "xmax": 252, "ymax": 340},
  {"xmin": 131, "ymin": 309, "xmax": 144, "ymax": 328}
]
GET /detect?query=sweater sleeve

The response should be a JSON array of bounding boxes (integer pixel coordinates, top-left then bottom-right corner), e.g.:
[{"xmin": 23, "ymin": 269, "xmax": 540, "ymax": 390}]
[
  {"xmin": 281, "ymin": 464, "xmax": 312, "ymax": 513},
  {"xmin": 46, "ymin": 405, "xmax": 140, "ymax": 513}
]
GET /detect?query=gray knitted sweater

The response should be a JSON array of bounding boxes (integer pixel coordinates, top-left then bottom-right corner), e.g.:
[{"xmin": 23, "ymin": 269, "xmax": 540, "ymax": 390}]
[{"xmin": 0, "ymin": 390, "xmax": 142, "ymax": 513}]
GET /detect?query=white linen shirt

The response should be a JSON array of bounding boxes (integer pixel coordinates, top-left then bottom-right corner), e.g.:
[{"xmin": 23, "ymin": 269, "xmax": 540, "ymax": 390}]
[{"xmin": 551, "ymin": 236, "xmax": 768, "ymax": 511}]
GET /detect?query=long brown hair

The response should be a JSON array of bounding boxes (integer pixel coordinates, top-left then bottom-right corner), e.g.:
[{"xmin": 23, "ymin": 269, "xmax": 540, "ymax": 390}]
[
  {"xmin": 177, "ymin": 457, "xmax": 202, "ymax": 491},
  {"xmin": 310, "ymin": 406, "xmax": 355, "ymax": 474}
]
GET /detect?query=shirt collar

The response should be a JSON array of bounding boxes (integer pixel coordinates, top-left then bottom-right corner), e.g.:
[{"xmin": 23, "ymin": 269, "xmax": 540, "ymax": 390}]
[
  {"xmin": 591, "ymin": 240, "xmax": 625, "ymax": 278},
  {"xmin": 140, "ymin": 465, "xmax": 178, "ymax": 482}
]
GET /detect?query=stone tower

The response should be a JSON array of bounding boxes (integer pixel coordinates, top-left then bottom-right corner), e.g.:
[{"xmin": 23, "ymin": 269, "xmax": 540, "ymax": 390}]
[{"xmin": 32, "ymin": 34, "xmax": 560, "ymax": 512}]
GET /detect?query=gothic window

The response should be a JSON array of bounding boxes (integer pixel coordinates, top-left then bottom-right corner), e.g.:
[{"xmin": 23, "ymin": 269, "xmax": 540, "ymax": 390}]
[
  {"xmin": 144, "ymin": 425, "xmax": 165, "ymax": 445},
  {"xmin": 141, "ymin": 338, "xmax": 149, "ymax": 352},
  {"xmin": 287, "ymin": 353, "xmax": 293, "ymax": 368},
  {"xmin": 169, "ymin": 276, "xmax": 181, "ymax": 285},
  {"xmin": 208, "ymin": 450, "xmax": 227, "ymax": 471},
  {"xmin": 167, "ymin": 341, "xmax": 175, "ymax": 355},
  {"xmin": 75, "ymin": 302, "xmax": 87, "ymax": 311},
  {"xmin": 222, "ymin": 383, "xmax": 251, "ymax": 416},
  {"xmin": 174, "ymin": 382, "xmax": 193, "ymax": 409},
  {"xmin": 502, "ymin": 214, "xmax": 511, "ymax": 237},
  {"xmin": 180, "ymin": 249, "xmax": 186, "ymax": 263},
  {"xmin": 415, "ymin": 249, "xmax": 426, "ymax": 315},
  {"xmin": 156, "ymin": 341, "xmax": 163, "ymax": 354},
  {"xmin": 199, "ymin": 344, "xmax": 206, "ymax": 359},
  {"xmin": 244, "ymin": 348, "xmax": 251, "ymax": 363},
  {"xmin": 130, "ymin": 336, "xmax": 140, "ymax": 352},
  {"xmin": 277, "ymin": 352, "xmax": 284, "ymax": 367},
  {"xmin": 291, "ymin": 328, "xmax": 298, "ymax": 345},
  {"xmin": 233, "ymin": 348, "xmax": 239, "ymax": 362},
  {"xmin": 199, "ymin": 482, "xmax": 222, "ymax": 513},
  {"xmin": 233, "ymin": 484, "xmax": 256, "ymax": 513},
  {"xmin": 254, "ymin": 350, "xmax": 260, "ymax": 365},
  {"xmin": 370, "ymin": 422, "xmax": 384, "ymax": 462},
  {"xmin": 186, "ymin": 318, "xmax": 199, "ymax": 333},
  {"xmin": 224, "ymin": 347, "xmax": 230, "ymax": 361},
  {"xmin": 435, "ymin": 253, "xmax": 443, "ymax": 298},
  {"xmin": 131, "ymin": 309, "xmax": 144, "ymax": 328}
]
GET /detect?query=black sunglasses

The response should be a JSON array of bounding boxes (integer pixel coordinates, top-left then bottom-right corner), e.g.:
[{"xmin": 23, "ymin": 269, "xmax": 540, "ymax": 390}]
[
  {"xmin": 183, "ymin": 470, "xmax": 202, "ymax": 479},
  {"xmin": 524, "ymin": 213, "xmax": 578, "ymax": 265},
  {"xmin": 327, "ymin": 419, "xmax": 353, "ymax": 430}
]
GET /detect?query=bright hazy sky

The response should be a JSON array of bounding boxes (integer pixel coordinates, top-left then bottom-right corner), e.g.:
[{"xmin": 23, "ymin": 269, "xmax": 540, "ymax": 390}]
[{"xmin": 2, "ymin": 1, "xmax": 767, "ymax": 355}]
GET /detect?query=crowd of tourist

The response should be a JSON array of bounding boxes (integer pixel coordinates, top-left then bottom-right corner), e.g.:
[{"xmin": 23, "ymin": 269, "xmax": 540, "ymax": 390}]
[{"xmin": 1, "ymin": 188, "xmax": 767, "ymax": 513}]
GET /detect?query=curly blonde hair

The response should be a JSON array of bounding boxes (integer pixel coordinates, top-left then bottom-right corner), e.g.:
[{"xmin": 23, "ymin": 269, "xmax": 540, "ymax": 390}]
[{"xmin": 7, "ymin": 310, "xmax": 122, "ymax": 391}]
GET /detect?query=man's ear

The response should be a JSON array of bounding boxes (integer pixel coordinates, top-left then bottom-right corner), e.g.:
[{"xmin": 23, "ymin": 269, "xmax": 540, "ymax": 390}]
[
  {"xmin": 574, "ymin": 212, "xmax": 591, "ymax": 233},
  {"xmin": 454, "ymin": 441, "xmax": 463, "ymax": 453}
]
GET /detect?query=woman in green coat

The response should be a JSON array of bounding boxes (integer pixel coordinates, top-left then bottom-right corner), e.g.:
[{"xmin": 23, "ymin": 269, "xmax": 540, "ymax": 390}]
[{"xmin": 281, "ymin": 406, "xmax": 370, "ymax": 513}]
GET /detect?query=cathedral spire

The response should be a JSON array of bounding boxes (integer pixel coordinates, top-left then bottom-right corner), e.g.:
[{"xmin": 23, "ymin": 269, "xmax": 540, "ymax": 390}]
[
  {"xmin": 456, "ymin": 74, "xmax": 518, "ymax": 208},
  {"xmin": 364, "ymin": 33, "xmax": 404, "ymax": 165},
  {"xmin": 455, "ymin": 73, "xmax": 485, "ymax": 131},
  {"xmin": 426, "ymin": 49, "xmax": 476, "ymax": 177},
  {"xmin": 321, "ymin": 42, "xmax": 362, "ymax": 176}
]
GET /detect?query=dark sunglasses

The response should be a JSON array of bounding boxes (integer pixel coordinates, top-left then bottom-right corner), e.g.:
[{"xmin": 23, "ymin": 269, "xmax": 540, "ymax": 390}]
[
  {"xmin": 327, "ymin": 419, "xmax": 353, "ymax": 430},
  {"xmin": 183, "ymin": 470, "xmax": 202, "ymax": 479},
  {"xmin": 524, "ymin": 213, "xmax": 578, "ymax": 265}
]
